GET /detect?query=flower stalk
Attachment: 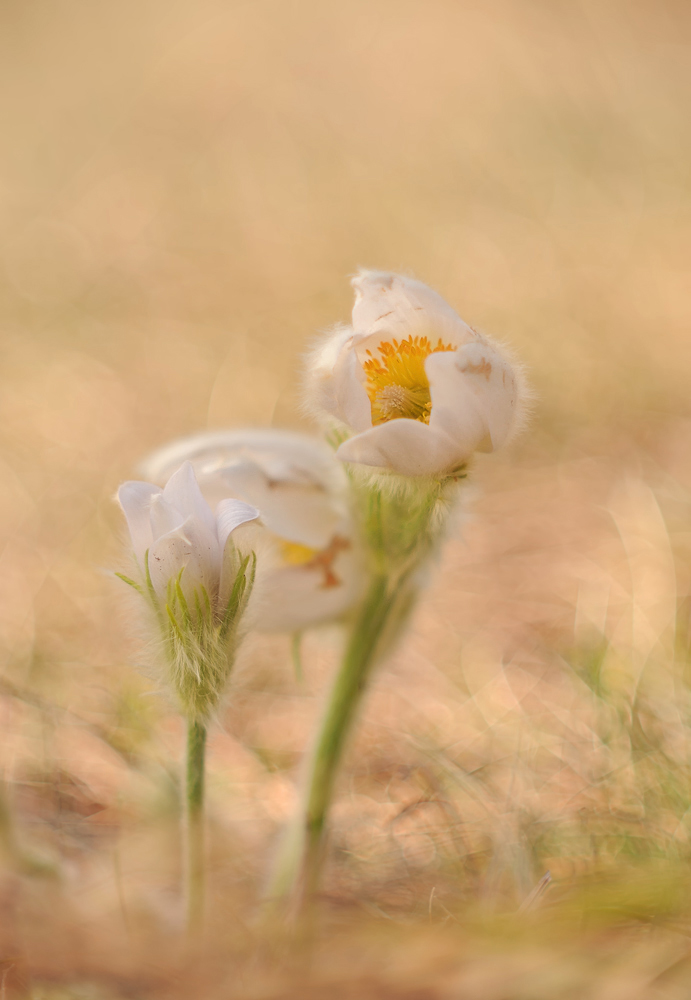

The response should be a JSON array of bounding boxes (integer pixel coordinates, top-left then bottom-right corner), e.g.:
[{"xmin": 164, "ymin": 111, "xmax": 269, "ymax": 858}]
[
  {"xmin": 271, "ymin": 268, "xmax": 527, "ymax": 908},
  {"xmin": 116, "ymin": 462, "xmax": 260, "ymax": 933},
  {"xmin": 268, "ymin": 470, "xmax": 460, "ymax": 906},
  {"xmin": 184, "ymin": 718, "xmax": 207, "ymax": 933},
  {"xmin": 299, "ymin": 572, "xmax": 398, "ymax": 897}
]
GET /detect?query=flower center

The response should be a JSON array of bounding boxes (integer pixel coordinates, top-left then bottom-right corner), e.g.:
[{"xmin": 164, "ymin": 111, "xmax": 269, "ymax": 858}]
[
  {"xmin": 363, "ymin": 334, "xmax": 456, "ymax": 425},
  {"xmin": 280, "ymin": 540, "xmax": 319, "ymax": 567},
  {"xmin": 279, "ymin": 535, "xmax": 351, "ymax": 589}
]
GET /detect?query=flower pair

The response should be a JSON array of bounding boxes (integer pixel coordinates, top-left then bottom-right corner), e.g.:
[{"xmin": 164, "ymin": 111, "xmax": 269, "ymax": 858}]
[
  {"xmin": 115, "ymin": 271, "xmax": 527, "ymax": 922},
  {"xmin": 118, "ymin": 271, "xmax": 527, "ymax": 712}
]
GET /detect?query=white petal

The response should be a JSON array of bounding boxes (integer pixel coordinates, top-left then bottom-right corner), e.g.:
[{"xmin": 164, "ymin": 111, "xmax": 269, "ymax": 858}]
[
  {"xmin": 218, "ymin": 518, "xmax": 264, "ymax": 608},
  {"xmin": 149, "ymin": 494, "xmax": 185, "ymax": 542},
  {"xmin": 251, "ymin": 545, "xmax": 364, "ymax": 633},
  {"xmin": 116, "ymin": 481, "xmax": 162, "ymax": 564},
  {"xmin": 138, "ymin": 429, "xmax": 351, "ymax": 550},
  {"xmin": 459, "ymin": 342, "xmax": 520, "ymax": 449},
  {"xmin": 181, "ymin": 515, "xmax": 223, "ymax": 596},
  {"xmin": 214, "ymin": 464, "xmax": 342, "ymax": 550},
  {"xmin": 428, "ymin": 342, "xmax": 519, "ymax": 454},
  {"xmin": 161, "ymin": 462, "xmax": 216, "ymax": 536},
  {"xmin": 337, "ymin": 419, "xmax": 458, "ymax": 476},
  {"xmin": 148, "ymin": 515, "xmax": 221, "ymax": 601},
  {"xmin": 216, "ymin": 498, "xmax": 260, "ymax": 551},
  {"xmin": 425, "ymin": 350, "xmax": 490, "ymax": 459},
  {"xmin": 304, "ymin": 323, "xmax": 358, "ymax": 420},
  {"xmin": 331, "ymin": 335, "xmax": 373, "ymax": 431},
  {"xmin": 139, "ymin": 428, "xmax": 346, "ymax": 495},
  {"xmin": 147, "ymin": 527, "xmax": 192, "ymax": 599},
  {"xmin": 193, "ymin": 462, "xmax": 261, "ymax": 511},
  {"xmin": 351, "ymin": 270, "xmax": 474, "ymax": 345}
]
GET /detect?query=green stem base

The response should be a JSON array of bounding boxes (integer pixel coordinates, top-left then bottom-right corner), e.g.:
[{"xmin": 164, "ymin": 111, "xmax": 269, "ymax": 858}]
[
  {"xmin": 185, "ymin": 719, "xmax": 207, "ymax": 933},
  {"xmin": 268, "ymin": 574, "xmax": 404, "ymax": 907}
]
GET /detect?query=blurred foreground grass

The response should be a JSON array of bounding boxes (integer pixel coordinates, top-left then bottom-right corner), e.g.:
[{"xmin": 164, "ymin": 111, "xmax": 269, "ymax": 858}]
[{"xmin": 1, "ymin": 0, "xmax": 691, "ymax": 995}]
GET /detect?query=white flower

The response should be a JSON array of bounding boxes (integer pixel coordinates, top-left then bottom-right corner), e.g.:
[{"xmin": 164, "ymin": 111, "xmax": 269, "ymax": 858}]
[
  {"xmin": 306, "ymin": 270, "xmax": 527, "ymax": 477},
  {"xmin": 117, "ymin": 461, "xmax": 259, "ymax": 605},
  {"xmin": 138, "ymin": 429, "xmax": 365, "ymax": 633},
  {"xmin": 116, "ymin": 462, "xmax": 260, "ymax": 718}
]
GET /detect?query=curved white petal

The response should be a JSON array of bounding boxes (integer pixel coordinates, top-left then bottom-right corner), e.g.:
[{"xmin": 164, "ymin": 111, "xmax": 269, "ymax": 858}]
[
  {"xmin": 117, "ymin": 481, "xmax": 162, "ymax": 565},
  {"xmin": 218, "ymin": 519, "xmax": 265, "ymax": 607},
  {"xmin": 147, "ymin": 526, "xmax": 192, "ymax": 599},
  {"xmin": 337, "ymin": 419, "xmax": 459, "ymax": 476},
  {"xmin": 212, "ymin": 464, "xmax": 342, "ymax": 550},
  {"xmin": 425, "ymin": 350, "xmax": 491, "ymax": 461},
  {"xmin": 148, "ymin": 514, "xmax": 221, "ymax": 601},
  {"xmin": 252, "ymin": 546, "xmax": 363, "ymax": 633},
  {"xmin": 181, "ymin": 516, "xmax": 223, "ymax": 596},
  {"xmin": 216, "ymin": 498, "xmax": 260, "ymax": 551},
  {"xmin": 457, "ymin": 341, "xmax": 520, "ymax": 449},
  {"xmin": 161, "ymin": 462, "xmax": 216, "ymax": 537},
  {"xmin": 258, "ymin": 489, "xmax": 342, "ymax": 549},
  {"xmin": 195, "ymin": 462, "xmax": 265, "ymax": 511},
  {"xmin": 140, "ymin": 428, "xmax": 347, "ymax": 495},
  {"xmin": 305, "ymin": 323, "xmax": 358, "ymax": 420},
  {"xmin": 139, "ymin": 429, "xmax": 351, "ymax": 551},
  {"xmin": 149, "ymin": 493, "xmax": 185, "ymax": 542},
  {"xmin": 351, "ymin": 270, "xmax": 474, "ymax": 345},
  {"xmin": 331, "ymin": 335, "xmax": 373, "ymax": 431},
  {"xmin": 427, "ymin": 342, "xmax": 519, "ymax": 455}
]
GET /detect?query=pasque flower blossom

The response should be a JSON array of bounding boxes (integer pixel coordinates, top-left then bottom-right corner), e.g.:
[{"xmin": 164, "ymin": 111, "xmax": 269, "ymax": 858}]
[
  {"xmin": 117, "ymin": 461, "xmax": 259, "ymax": 718},
  {"xmin": 268, "ymin": 271, "xmax": 529, "ymax": 909},
  {"xmin": 138, "ymin": 428, "xmax": 364, "ymax": 633},
  {"xmin": 306, "ymin": 270, "xmax": 527, "ymax": 477}
]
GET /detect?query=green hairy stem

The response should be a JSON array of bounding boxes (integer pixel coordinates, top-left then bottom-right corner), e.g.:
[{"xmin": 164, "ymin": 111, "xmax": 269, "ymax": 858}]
[
  {"xmin": 267, "ymin": 573, "xmax": 404, "ymax": 906},
  {"xmin": 268, "ymin": 469, "xmax": 463, "ymax": 909},
  {"xmin": 185, "ymin": 718, "xmax": 207, "ymax": 933},
  {"xmin": 301, "ymin": 572, "xmax": 405, "ymax": 896}
]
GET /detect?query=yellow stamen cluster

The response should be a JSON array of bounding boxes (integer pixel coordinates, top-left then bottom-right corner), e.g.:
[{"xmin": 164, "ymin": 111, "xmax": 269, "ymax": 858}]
[{"xmin": 363, "ymin": 335, "xmax": 456, "ymax": 425}]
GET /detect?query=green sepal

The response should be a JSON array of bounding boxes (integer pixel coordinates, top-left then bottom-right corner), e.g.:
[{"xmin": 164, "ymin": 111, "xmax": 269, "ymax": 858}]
[
  {"xmin": 115, "ymin": 572, "xmax": 144, "ymax": 595},
  {"xmin": 144, "ymin": 549, "xmax": 159, "ymax": 608},
  {"xmin": 175, "ymin": 570, "xmax": 191, "ymax": 629}
]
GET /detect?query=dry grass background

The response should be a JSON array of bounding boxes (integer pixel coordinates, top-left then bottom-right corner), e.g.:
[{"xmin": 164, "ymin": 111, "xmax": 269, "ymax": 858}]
[{"xmin": 1, "ymin": 0, "xmax": 691, "ymax": 995}]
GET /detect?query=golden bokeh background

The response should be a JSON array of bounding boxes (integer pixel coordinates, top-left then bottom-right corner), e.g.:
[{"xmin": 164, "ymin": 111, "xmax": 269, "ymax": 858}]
[{"xmin": 1, "ymin": 1, "xmax": 691, "ymax": 995}]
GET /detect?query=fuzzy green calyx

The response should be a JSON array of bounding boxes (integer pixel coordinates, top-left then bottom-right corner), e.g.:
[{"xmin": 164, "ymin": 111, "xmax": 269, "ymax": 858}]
[
  {"xmin": 119, "ymin": 546, "xmax": 256, "ymax": 720},
  {"xmin": 347, "ymin": 466, "xmax": 465, "ymax": 579}
]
